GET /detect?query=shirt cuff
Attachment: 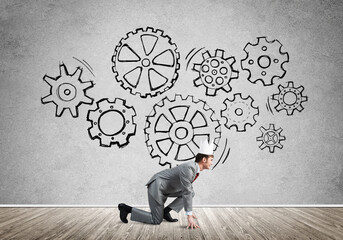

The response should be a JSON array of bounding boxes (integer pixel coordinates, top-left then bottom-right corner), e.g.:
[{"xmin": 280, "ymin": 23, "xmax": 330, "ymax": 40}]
[{"xmin": 185, "ymin": 211, "xmax": 192, "ymax": 216}]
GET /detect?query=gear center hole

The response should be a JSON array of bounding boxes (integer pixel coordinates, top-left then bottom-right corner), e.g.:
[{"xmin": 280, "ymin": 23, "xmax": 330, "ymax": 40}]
[
  {"xmin": 235, "ymin": 108, "xmax": 243, "ymax": 116},
  {"xmin": 64, "ymin": 89, "xmax": 71, "ymax": 95},
  {"xmin": 142, "ymin": 58, "xmax": 150, "ymax": 67},
  {"xmin": 258, "ymin": 55, "xmax": 271, "ymax": 69},
  {"xmin": 98, "ymin": 110, "xmax": 125, "ymax": 136},
  {"xmin": 283, "ymin": 92, "xmax": 297, "ymax": 105},
  {"xmin": 176, "ymin": 127, "xmax": 188, "ymax": 140}
]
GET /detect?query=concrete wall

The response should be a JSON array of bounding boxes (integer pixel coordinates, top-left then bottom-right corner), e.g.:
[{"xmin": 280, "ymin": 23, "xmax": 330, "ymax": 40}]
[{"xmin": 0, "ymin": 0, "xmax": 342, "ymax": 205}]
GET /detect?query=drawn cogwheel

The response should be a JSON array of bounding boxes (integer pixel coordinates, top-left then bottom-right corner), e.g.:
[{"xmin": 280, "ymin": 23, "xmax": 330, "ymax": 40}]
[
  {"xmin": 41, "ymin": 64, "xmax": 94, "ymax": 117},
  {"xmin": 256, "ymin": 124, "xmax": 285, "ymax": 153},
  {"xmin": 221, "ymin": 93, "xmax": 259, "ymax": 132},
  {"xmin": 272, "ymin": 81, "xmax": 308, "ymax": 115},
  {"xmin": 112, "ymin": 27, "xmax": 180, "ymax": 98},
  {"xmin": 87, "ymin": 98, "xmax": 136, "ymax": 148},
  {"xmin": 145, "ymin": 95, "xmax": 221, "ymax": 167},
  {"xmin": 241, "ymin": 37, "xmax": 289, "ymax": 86},
  {"xmin": 192, "ymin": 49, "xmax": 239, "ymax": 96}
]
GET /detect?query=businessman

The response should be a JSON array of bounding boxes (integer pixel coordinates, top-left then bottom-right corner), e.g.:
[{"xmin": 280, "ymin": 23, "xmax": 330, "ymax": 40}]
[{"xmin": 118, "ymin": 140, "xmax": 214, "ymax": 229}]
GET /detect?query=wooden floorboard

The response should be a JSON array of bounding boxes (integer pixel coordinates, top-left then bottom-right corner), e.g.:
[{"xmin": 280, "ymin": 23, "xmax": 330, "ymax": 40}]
[{"xmin": 0, "ymin": 208, "xmax": 342, "ymax": 240}]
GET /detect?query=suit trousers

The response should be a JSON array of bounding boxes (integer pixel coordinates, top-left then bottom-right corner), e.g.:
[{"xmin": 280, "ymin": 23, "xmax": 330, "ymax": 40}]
[{"xmin": 131, "ymin": 179, "xmax": 186, "ymax": 225}]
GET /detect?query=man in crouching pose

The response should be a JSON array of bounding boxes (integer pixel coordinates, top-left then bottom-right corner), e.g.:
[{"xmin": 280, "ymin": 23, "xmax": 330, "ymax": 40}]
[{"xmin": 118, "ymin": 140, "xmax": 214, "ymax": 229}]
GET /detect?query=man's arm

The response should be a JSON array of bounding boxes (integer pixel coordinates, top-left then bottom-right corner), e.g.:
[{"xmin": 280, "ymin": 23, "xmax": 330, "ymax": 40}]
[{"xmin": 178, "ymin": 165, "xmax": 199, "ymax": 228}]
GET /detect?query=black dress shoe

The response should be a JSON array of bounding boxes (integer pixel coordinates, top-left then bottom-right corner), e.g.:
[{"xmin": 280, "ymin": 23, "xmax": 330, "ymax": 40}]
[
  {"xmin": 118, "ymin": 203, "xmax": 130, "ymax": 223},
  {"xmin": 163, "ymin": 211, "xmax": 178, "ymax": 222}
]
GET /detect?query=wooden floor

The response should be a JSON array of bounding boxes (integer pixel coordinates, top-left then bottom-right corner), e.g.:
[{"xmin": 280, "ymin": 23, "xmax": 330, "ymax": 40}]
[{"xmin": 0, "ymin": 208, "xmax": 342, "ymax": 239}]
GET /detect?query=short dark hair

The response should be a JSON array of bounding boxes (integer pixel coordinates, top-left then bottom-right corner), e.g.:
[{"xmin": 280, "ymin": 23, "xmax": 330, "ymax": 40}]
[{"xmin": 195, "ymin": 153, "xmax": 213, "ymax": 163}]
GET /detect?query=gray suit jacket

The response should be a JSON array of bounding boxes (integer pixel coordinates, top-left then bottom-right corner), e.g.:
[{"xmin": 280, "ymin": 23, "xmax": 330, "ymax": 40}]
[{"xmin": 146, "ymin": 161, "xmax": 198, "ymax": 212}]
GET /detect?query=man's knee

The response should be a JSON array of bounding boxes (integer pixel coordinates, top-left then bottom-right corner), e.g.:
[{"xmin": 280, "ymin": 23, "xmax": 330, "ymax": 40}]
[
  {"xmin": 152, "ymin": 217, "xmax": 163, "ymax": 225},
  {"xmin": 192, "ymin": 192, "xmax": 195, "ymax": 198}
]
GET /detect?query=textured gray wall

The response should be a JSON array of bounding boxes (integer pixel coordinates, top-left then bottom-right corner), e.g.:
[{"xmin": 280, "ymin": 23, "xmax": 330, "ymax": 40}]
[{"xmin": 0, "ymin": 0, "xmax": 342, "ymax": 205}]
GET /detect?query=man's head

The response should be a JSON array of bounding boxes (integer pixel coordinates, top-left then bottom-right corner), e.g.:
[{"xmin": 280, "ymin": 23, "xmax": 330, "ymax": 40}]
[
  {"xmin": 195, "ymin": 153, "xmax": 214, "ymax": 170},
  {"xmin": 196, "ymin": 139, "xmax": 214, "ymax": 170}
]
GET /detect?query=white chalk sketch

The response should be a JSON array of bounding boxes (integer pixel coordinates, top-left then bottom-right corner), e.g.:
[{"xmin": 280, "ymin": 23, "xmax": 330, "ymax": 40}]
[
  {"xmin": 112, "ymin": 27, "xmax": 180, "ymax": 98},
  {"xmin": 272, "ymin": 81, "xmax": 308, "ymax": 115},
  {"xmin": 87, "ymin": 98, "xmax": 136, "ymax": 148},
  {"xmin": 221, "ymin": 93, "xmax": 259, "ymax": 132},
  {"xmin": 256, "ymin": 124, "xmax": 286, "ymax": 153},
  {"xmin": 41, "ymin": 64, "xmax": 94, "ymax": 117},
  {"xmin": 241, "ymin": 37, "xmax": 289, "ymax": 86},
  {"xmin": 145, "ymin": 95, "xmax": 221, "ymax": 167}
]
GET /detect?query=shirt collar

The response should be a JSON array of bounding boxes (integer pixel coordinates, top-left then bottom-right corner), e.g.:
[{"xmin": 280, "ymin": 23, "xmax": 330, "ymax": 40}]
[{"xmin": 196, "ymin": 163, "xmax": 200, "ymax": 173}]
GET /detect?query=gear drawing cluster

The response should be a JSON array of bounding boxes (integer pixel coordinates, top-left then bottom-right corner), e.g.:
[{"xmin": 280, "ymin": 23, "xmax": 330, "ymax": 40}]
[
  {"xmin": 241, "ymin": 37, "xmax": 289, "ymax": 86},
  {"xmin": 112, "ymin": 27, "xmax": 180, "ymax": 98},
  {"xmin": 144, "ymin": 95, "xmax": 221, "ymax": 167},
  {"xmin": 41, "ymin": 27, "xmax": 311, "ymax": 161},
  {"xmin": 256, "ymin": 124, "xmax": 286, "ymax": 153},
  {"xmin": 221, "ymin": 93, "xmax": 259, "ymax": 132},
  {"xmin": 192, "ymin": 49, "xmax": 239, "ymax": 96},
  {"xmin": 87, "ymin": 98, "xmax": 136, "ymax": 148},
  {"xmin": 272, "ymin": 81, "xmax": 308, "ymax": 115},
  {"xmin": 41, "ymin": 64, "xmax": 94, "ymax": 117}
]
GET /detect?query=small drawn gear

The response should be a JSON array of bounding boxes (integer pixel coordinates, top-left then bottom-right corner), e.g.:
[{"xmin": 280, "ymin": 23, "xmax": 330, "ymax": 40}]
[
  {"xmin": 241, "ymin": 37, "xmax": 289, "ymax": 86},
  {"xmin": 87, "ymin": 98, "xmax": 136, "ymax": 148},
  {"xmin": 112, "ymin": 27, "xmax": 180, "ymax": 98},
  {"xmin": 221, "ymin": 93, "xmax": 259, "ymax": 132},
  {"xmin": 272, "ymin": 81, "xmax": 308, "ymax": 115},
  {"xmin": 41, "ymin": 64, "xmax": 94, "ymax": 117},
  {"xmin": 256, "ymin": 124, "xmax": 286, "ymax": 153},
  {"xmin": 192, "ymin": 49, "xmax": 239, "ymax": 96},
  {"xmin": 145, "ymin": 95, "xmax": 221, "ymax": 167}
]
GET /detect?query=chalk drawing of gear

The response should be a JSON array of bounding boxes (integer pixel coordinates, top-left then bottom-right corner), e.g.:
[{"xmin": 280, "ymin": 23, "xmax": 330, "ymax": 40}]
[
  {"xmin": 145, "ymin": 95, "xmax": 221, "ymax": 167},
  {"xmin": 256, "ymin": 124, "xmax": 286, "ymax": 153},
  {"xmin": 112, "ymin": 27, "xmax": 180, "ymax": 98},
  {"xmin": 87, "ymin": 98, "xmax": 136, "ymax": 148},
  {"xmin": 241, "ymin": 37, "xmax": 289, "ymax": 86},
  {"xmin": 221, "ymin": 93, "xmax": 259, "ymax": 132},
  {"xmin": 272, "ymin": 81, "xmax": 308, "ymax": 115},
  {"xmin": 41, "ymin": 64, "xmax": 94, "ymax": 117},
  {"xmin": 192, "ymin": 49, "xmax": 239, "ymax": 96}
]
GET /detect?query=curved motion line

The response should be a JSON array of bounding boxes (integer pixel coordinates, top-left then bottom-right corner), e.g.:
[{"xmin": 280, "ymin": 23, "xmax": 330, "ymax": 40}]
[
  {"xmin": 73, "ymin": 57, "xmax": 95, "ymax": 77},
  {"xmin": 186, "ymin": 47, "xmax": 205, "ymax": 70},
  {"xmin": 212, "ymin": 138, "xmax": 230, "ymax": 170}
]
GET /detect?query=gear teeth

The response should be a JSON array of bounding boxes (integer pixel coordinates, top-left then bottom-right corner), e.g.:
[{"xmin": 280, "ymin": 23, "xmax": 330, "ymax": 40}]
[
  {"xmin": 43, "ymin": 75, "xmax": 56, "ymax": 86},
  {"xmin": 59, "ymin": 63, "xmax": 69, "ymax": 76},
  {"xmin": 193, "ymin": 64, "xmax": 201, "ymax": 72},
  {"xmin": 145, "ymin": 94, "xmax": 221, "ymax": 167},
  {"xmin": 221, "ymin": 93, "xmax": 259, "ymax": 132},
  {"xmin": 242, "ymin": 36, "xmax": 289, "ymax": 86},
  {"xmin": 41, "ymin": 64, "xmax": 94, "ymax": 118},
  {"xmin": 87, "ymin": 98, "xmax": 136, "ymax": 148},
  {"xmin": 112, "ymin": 27, "xmax": 179, "ymax": 98},
  {"xmin": 202, "ymin": 50, "xmax": 211, "ymax": 60},
  {"xmin": 272, "ymin": 81, "xmax": 308, "ymax": 115},
  {"xmin": 256, "ymin": 123, "xmax": 285, "ymax": 153},
  {"xmin": 215, "ymin": 49, "xmax": 224, "ymax": 58},
  {"xmin": 192, "ymin": 48, "xmax": 238, "ymax": 96}
]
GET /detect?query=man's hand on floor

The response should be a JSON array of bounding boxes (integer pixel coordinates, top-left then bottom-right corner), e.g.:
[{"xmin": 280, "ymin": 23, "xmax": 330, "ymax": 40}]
[{"xmin": 187, "ymin": 215, "xmax": 200, "ymax": 229}]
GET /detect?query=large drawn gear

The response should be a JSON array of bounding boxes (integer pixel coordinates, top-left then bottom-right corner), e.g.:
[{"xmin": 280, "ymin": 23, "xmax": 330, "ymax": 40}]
[
  {"xmin": 87, "ymin": 98, "xmax": 136, "ymax": 148},
  {"xmin": 41, "ymin": 64, "xmax": 94, "ymax": 117},
  {"xmin": 272, "ymin": 81, "xmax": 308, "ymax": 115},
  {"xmin": 256, "ymin": 124, "xmax": 286, "ymax": 153},
  {"xmin": 112, "ymin": 27, "xmax": 180, "ymax": 98},
  {"xmin": 241, "ymin": 37, "xmax": 289, "ymax": 86},
  {"xmin": 192, "ymin": 49, "xmax": 239, "ymax": 96},
  {"xmin": 221, "ymin": 93, "xmax": 259, "ymax": 132},
  {"xmin": 145, "ymin": 95, "xmax": 221, "ymax": 167}
]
